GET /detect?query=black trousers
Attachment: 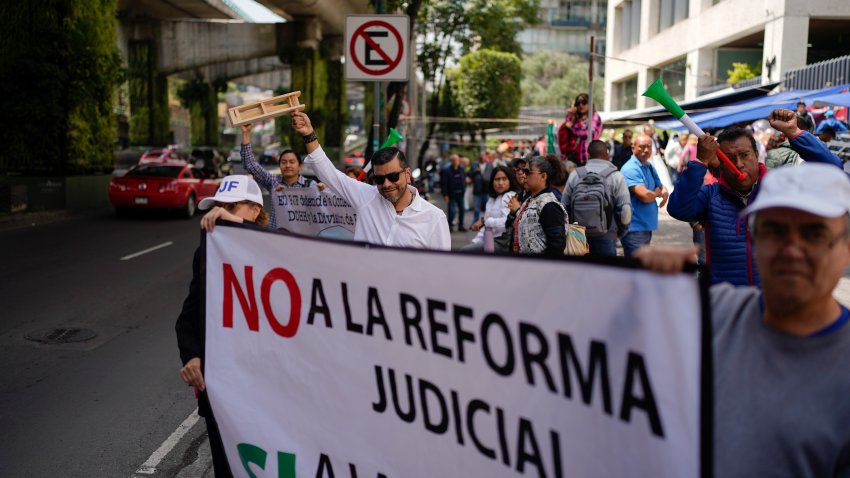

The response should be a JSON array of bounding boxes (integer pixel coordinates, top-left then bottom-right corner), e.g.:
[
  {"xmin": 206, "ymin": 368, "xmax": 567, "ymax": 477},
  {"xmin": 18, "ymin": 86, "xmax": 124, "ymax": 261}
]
[{"xmin": 200, "ymin": 393, "xmax": 234, "ymax": 478}]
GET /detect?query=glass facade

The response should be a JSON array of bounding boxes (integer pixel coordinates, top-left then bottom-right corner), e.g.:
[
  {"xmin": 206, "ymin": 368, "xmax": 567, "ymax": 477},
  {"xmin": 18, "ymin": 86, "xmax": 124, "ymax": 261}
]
[{"xmin": 518, "ymin": 0, "xmax": 607, "ymax": 57}]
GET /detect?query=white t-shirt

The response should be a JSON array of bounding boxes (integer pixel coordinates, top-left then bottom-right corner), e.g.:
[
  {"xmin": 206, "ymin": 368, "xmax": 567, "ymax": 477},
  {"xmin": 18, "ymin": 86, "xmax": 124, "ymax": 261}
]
[{"xmin": 305, "ymin": 146, "xmax": 451, "ymax": 250}]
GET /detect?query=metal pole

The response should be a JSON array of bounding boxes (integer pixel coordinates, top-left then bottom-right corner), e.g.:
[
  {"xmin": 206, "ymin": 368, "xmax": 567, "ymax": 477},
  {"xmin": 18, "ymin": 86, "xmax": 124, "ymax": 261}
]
[{"xmin": 372, "ymin": 0, "xmax": 384, "ymax": 152}]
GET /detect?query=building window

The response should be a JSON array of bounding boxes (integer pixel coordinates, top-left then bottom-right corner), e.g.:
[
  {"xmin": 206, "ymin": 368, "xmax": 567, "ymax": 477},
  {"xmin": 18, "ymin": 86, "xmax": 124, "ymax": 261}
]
[
  {"xmin": 617, "ymin": 0, "xmax": 642, "ymax": 52},
  {"xmin": 652, "ymin": 57, "xmax": 687, "ymax": 101},
  {"xmin": 614, "ymin": 77, "xmax": 638, "ymax": 110},
  {"xmin": 658, "ymin": 0, "xmax": 688, "ymax": 32}
]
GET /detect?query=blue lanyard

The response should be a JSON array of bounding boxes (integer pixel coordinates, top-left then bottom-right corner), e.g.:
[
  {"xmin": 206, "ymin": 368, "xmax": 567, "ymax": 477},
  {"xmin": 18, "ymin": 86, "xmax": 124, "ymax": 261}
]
[{"xmin": 758, "ymin": 294, "xmax": 850, "ymax": 336}]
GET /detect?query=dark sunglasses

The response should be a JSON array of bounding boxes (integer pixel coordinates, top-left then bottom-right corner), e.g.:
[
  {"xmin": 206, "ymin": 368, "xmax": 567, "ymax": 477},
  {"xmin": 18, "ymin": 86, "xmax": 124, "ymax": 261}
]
[
  {"xmin": 371, "ymin": 170, "xmax": 404, "ymax": 184},
  {"xmin": 519, "ymin": 168, "xmax": 531, "ymax": 175}
]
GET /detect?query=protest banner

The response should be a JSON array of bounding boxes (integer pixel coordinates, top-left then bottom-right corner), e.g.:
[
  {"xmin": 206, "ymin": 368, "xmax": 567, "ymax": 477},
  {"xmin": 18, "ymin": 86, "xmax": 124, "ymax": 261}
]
[
  {"xmin": 272, "ymin": 185, "xmax": 356, "ymax": 239},
  {"xmin": 204, "ymin": 224, "xmax": 710, "ymax": 477}
]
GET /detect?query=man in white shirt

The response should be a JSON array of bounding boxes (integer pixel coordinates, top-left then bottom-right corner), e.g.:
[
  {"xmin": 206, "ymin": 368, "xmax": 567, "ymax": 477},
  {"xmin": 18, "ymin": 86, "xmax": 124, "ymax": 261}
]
[{"xmin": 292, "ymin": 111, "xmax": 451, "ymax": 250}]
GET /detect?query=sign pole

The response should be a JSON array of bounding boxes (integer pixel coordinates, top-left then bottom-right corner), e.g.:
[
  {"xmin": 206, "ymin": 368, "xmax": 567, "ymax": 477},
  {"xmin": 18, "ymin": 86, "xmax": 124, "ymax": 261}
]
[{"xmin": 372, "ymin": 0, "xmax": 384, "ymax": 152}]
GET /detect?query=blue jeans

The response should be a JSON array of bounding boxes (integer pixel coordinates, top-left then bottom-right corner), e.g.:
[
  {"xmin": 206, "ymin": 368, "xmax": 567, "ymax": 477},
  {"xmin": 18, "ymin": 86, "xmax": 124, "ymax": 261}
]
[
  {"xmin": 588, "ymin": 237, "xmax": 617, "ymax": 257},
  {"xmin": 621, "ymin": 230, "xmax": 653, "ymax": 257},
  {"xmin": 447, "ymin": 194, "xmax": 466, "ymax": 229},
  {"xmin": 473, "ymin": 193, "xmax": 488, "ymax": 222},
  {"xmin": 693, "ymin": 228, "xmax": 706, "ymax": 265}
]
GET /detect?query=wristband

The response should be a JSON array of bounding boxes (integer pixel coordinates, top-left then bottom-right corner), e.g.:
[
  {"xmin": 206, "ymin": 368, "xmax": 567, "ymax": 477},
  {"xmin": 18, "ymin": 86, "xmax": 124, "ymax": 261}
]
[{"xmin": 302, "ymin": 132, "xmax": 318, "ymax": 144}]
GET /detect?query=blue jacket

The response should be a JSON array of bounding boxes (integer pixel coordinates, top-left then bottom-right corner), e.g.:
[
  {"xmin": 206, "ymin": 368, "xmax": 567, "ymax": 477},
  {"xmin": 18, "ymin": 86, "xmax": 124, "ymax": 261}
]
[{"xmin": 667, "ymin": 131, "xmax": 842, "ymax": 287}]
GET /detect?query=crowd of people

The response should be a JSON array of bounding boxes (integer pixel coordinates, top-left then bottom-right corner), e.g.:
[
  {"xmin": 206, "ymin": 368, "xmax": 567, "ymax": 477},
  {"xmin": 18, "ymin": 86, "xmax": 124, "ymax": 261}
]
[{"xmin": 176, "ymin": 103, "xmax": 850, "ymax": 477}]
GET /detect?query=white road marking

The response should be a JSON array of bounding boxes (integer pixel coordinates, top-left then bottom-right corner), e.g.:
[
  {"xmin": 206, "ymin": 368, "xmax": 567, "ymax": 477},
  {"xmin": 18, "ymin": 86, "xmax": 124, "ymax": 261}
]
[
  {"xmin": 120, "ymin": 241, "xmax": 174, "ymax": 261},
  {"xmin": 133, "ymin": 408, "xmax": 200, "ymax": 475}
]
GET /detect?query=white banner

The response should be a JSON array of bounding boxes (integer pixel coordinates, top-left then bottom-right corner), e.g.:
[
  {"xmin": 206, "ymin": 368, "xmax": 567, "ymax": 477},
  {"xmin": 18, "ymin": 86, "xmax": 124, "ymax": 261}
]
[
  {"xmin": 204, "ymin": 225, "xmax": 708, "ymax": 477},
  {"xmin": 272, "ymin": 186, "xmax": 356, "ymax": 239}
]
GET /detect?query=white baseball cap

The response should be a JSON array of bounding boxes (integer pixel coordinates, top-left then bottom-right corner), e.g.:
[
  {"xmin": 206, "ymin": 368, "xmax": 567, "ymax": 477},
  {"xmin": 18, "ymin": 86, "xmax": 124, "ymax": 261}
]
[
  {"xmin": 742, "ymin": 163, "xmax": 850, "ymax": 218},
  {"xmin": 198, "ymin": 175, "xmax": 264, "ymax": 210}
]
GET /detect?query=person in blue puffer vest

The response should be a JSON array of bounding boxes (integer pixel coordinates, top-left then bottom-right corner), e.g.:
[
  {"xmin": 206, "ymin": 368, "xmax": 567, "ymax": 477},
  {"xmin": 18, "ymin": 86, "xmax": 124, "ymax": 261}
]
[{"xmin": 667, "ymin": 108, "xmax": 843, "ymax": 287}]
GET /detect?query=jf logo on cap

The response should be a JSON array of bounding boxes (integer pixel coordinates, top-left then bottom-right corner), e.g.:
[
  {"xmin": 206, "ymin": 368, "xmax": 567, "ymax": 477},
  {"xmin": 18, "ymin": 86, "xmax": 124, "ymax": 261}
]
[
  {"xmin": 199, "ymin": 175, "xmax": 264, "ymax": 210},
  {"xmin": 743, "ymin": 163, "xmax": 850, "ymax": 218}
]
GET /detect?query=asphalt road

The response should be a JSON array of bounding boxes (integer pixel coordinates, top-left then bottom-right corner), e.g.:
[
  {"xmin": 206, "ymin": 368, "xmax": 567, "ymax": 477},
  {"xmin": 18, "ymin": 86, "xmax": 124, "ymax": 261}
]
[{"xmin": 0, "ymin": 211, "xmax": 205, "ymax": 477}]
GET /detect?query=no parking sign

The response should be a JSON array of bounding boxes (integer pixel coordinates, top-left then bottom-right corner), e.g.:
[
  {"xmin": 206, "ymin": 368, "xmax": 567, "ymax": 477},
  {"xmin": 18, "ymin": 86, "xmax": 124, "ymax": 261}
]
[{"xmin": 345, "ymin": 15, "xmax": 409, "ymax": 82}]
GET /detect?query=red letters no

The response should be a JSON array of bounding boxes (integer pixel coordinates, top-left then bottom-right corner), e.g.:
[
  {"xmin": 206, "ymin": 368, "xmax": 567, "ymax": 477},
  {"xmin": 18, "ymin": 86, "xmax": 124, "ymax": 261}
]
[
  {"xmin": 261, "ymin": 268, "xmax": 302, "ymax": 338},
  {"xmin": 222, "ymin": 264, "xmax": 259, "ymax": 330}
]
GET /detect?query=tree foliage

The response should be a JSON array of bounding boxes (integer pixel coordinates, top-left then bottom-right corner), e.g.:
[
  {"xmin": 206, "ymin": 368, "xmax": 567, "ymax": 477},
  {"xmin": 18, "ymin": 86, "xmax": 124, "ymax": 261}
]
[
  {"xmin": 521, "ymin": 50, "xmax": 602, "ymax": 108},
  {"xmin": 449, "ymin": 49, "xmax": 522, "ymax": 132},
  {"xmin": 0, "ymin": 0, "xmax": 123, "ymax": 174},
  {"xmin": 727, "ymin": 62, "xmax": 762, "ymax": 85}
]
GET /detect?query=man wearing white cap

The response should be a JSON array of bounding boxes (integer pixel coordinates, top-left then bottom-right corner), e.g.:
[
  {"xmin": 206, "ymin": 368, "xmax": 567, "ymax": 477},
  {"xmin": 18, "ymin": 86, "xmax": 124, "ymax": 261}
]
[
  {"xmin": 177, "ymin": 175, "xmax": 268, "ymax": 478},
  {"xmin": 636, "ymin": 163, "xmax": 850, "ymax": 477}
]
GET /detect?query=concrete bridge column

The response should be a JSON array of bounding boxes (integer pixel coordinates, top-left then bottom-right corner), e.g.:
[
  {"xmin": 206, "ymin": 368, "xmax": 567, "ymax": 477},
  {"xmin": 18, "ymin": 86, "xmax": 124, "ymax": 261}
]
[
  {"xmin": 128, "ymin": 38, "xmax": 171, "ymax": 146},
  {"xmin": 182, "ymin": 78, "xmax": 221, "ymax": 147},
  {"xmin": 278, "ymin": 18, "xmax": 345, "ymax": 156}
]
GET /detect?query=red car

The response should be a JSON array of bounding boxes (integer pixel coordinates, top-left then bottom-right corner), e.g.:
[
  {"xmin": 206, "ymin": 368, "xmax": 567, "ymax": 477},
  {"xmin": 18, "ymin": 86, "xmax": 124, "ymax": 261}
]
[
  {"xmin": 109, "ymin": 161, "xmax": 219, "ymax": 218},
  {"xmin": 139, "ymin": 149, "xmax": 181, "ymax": 164}
]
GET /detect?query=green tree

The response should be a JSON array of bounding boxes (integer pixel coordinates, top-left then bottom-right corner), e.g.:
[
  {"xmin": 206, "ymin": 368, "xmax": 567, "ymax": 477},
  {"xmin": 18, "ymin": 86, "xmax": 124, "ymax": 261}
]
[
  {"xmin": 727, "ymin": 62, "xmax": 762, "ymax": 85},
  {"xmin": 0, "ymin": 0, "xmax": 123, "ymax": 175},
  {"xmin": 465, "ymin": 0, "xmax": 539, "ymax": 55},
  {"xmin": 521, "ymin": 50, "xmax": 603, "ymax": 108},
  {"xmin": 450, "ymin": 49, "xmax": 522, "ymax": 136},
  {"xmin": 414, "ymin": 0, "xmax": 537, "ymax": 162}
]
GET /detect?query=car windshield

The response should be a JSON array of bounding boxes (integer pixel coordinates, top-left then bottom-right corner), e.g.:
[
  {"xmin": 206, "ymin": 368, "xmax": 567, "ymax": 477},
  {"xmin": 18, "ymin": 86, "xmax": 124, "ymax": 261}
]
[
  {"xmin": 144, "ymin": 150, "xmax": 166, "ymax": 156},
  {"xmin": 126, "ymin": 165, "xmax": 183, "ymax": 178}
]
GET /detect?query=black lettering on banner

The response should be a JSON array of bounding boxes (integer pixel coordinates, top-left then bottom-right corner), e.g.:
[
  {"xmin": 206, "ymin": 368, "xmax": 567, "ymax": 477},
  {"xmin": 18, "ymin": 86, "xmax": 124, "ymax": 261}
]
[
  {"xmin": 450, "ymin": 390, "xmax": 465, "ymax": 445},
  {"xmin": 307, "ymin": 279, "xmax": 332, "ymax": 328},
  {"xmin": 481, "ymin": 313, "xmax": 515, "ymax": 376},
  {"xmin": 372, "ymin": 365, "xmax": 387, "ymax": 413},
  {"xmin": 551, "ymin": 430, "xmax": 563, "ymax": 478},
  {"xmin": 400, "ymin": 294, "xmax": 427, "ymax": 350},
  {"xmin": 619, "ymin": 352, "xmax": 665, "ymax": 438},
  {"xmin": 516, "ymin": 417, "xmax": 545, "ymax": 477},
  {"xmin": 316, "ymin": 453, "xmax": 335, "ymax": 478},
  {"xmin": 427, "ymin": 299, "xmax": 452, "ymax": 358},
  {"xmin": 558, "ymin": 334, "xmax": 613, "ymax": 415},
  {"xmin": 277, "ymin": 194, "xmax": 287, "ymax": 205},
  {"xmin": 341, "ymin": 282, "xmax": 363, "ymax": 334},
  {"xmin": 366, "ymin": 287, "xmax": 392, "ymax": 341},
  {"xmin": 419, "ymin": 378, "xmax": 449, "ymax": 434},
  {"xmin": 466, "ymin": 399, "xmax": 496, "ymax": 460},
  {"xmin": 388, "ymin": 367, "xmax": 416, "ymax": 422},
  {"xmin": 519, "ymin": 321, "xmax": 557, "ymax": 393},
  {"xmin": 496, "ymin": 407, "xmax": 511, "ymax": 467},
  {"xmin": 453, "ymin": 305, "xmax": 475, "ymax": 363}
]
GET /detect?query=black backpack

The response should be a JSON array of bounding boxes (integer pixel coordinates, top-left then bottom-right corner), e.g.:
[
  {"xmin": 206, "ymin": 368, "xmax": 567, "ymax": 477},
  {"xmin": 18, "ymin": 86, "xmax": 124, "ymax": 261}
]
[{"xmin": 570, "ymin": 166, "xmax": 616, "ymax": 237}]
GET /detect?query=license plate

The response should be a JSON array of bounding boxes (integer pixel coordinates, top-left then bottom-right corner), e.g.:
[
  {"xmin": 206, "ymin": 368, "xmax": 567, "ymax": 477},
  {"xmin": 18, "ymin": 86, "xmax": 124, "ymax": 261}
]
[{"xmin": 135, "ymin": 197, "xmax": 149, "ymax": 205}]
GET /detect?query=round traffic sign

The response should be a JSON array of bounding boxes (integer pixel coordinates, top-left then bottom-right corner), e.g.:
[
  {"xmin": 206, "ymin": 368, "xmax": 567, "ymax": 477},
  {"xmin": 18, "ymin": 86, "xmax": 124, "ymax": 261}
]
[{"xmin": 349, "ymin": 20, "xmax": 404, "ymax": 76}]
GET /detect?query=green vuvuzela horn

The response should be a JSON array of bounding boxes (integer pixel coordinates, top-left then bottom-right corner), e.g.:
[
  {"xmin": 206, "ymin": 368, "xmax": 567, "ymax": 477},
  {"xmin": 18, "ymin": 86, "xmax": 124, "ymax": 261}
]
[{"xmin": 642, "ymin": 79, "xmax": 746, "ymax": 181}]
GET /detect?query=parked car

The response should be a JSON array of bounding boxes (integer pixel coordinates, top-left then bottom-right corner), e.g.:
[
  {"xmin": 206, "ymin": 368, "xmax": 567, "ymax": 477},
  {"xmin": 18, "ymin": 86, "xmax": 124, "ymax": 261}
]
[
  {"xmin": 342, "ymin": 151, "xmax": 366, "ymax": 167},
  {"xmin": 190, "ymin": 147, "xmax": 225, "ymax": 178},
  {"xmin": 139, "ymin": 149, "xmax": 181, "ymax": 164},
  {"xmin": 108, "ymin": 161, "xmax": 219, "ymax": 218},
  {"xmin": 228, "ymin": 147, "xmax": 241, "ymax": 162},
  {"xmin": 261, "ymin": 149, "xmax": 279, "ymax": 165}
]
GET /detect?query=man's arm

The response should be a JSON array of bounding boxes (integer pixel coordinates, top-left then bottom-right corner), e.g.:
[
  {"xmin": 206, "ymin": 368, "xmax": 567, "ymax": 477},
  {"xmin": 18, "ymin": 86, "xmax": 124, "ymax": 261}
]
[
  {"xmin": 432, "ymin": 214, "xmax": 451, "ymax": 251},
  {"xmin": 769, "ymin": 109, "xmax": 842, "ymax": 168},
  {"xmin": 292, "ymin": 112, "xmax": 375, "ymax": 207},
  {"xmin": 240, "ymin": 124, "xmax": 278, "ymax": 192},
  {"xmin": 611, "ymin": 173, "xmax": 632, "ymax": 238},
  {"xmin": 539, "ymin": 202, "xmax": 566, "ymax": 256}
]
